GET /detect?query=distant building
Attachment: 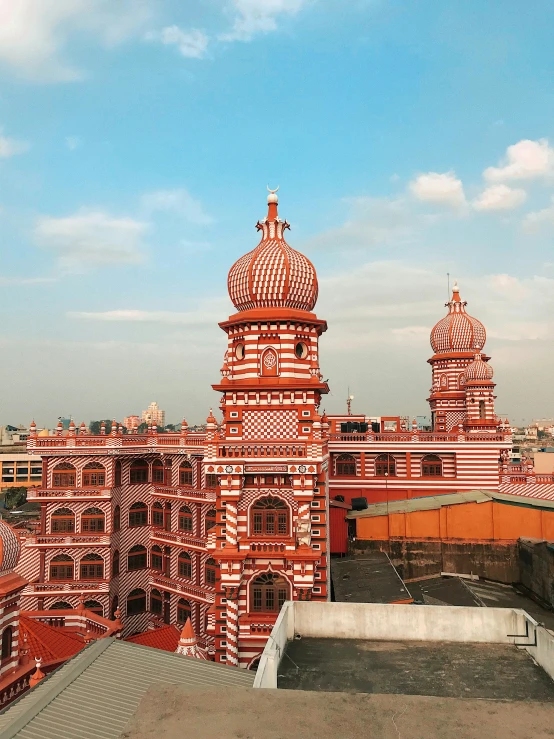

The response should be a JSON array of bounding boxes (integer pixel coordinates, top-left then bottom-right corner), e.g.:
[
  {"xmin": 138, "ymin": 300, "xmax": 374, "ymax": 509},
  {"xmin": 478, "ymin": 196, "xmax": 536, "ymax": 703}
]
[
  {"xmin": 123, "ymin": 415, "xmax": 140, "ymax": 431},
  {"xmin": 141, "ymin": 402, "xmax": 165, "ymax": 427},
  {"xmin": 0, "ymin": 426, "xmax": 31, "ymax": 447},
  {"xmin": 0, "ymin": 453, "xmax": 42, "ymax": 491}
]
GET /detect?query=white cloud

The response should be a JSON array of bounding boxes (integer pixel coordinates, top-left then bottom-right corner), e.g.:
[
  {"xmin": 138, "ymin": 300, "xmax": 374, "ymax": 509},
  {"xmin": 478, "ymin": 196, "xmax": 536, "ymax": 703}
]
[
  {"xmin": 409, "ymin": 171, "xmax": 466, "ymax": 208},
  {"xmin": 472, "ymin": 184, "xmax": 527, "ymax": 212},
  {"xmin": 220, "ymin": 0, "xmax": 308, "ymax": 42},
  {"xmin": 483, "ymin": 139, "xmax": 554, "ymax": 182},
  {"xmin": 0, "ymin": 0, "xmax": 155, "ymax": 82},
  {"xmin": 65, "ymin": 136, "xmax": 82, "ymax": 151},
  {"xmin": 0, "ymin": 129, "xmax": 30, "ymax": 157},
  {"xmin": 0, "ymin": 275, "xmax": 56, "ymax": 285},
  {"xmin": 145, "ymin": 26, "xmax": 208, "ymax": 59},
  {"xmin": 34, "ymin": 210, "xmax": 148, "ymax": 270},
  {"xmin": 68, "ymin": 309, "xmax": 219, "ymax": 325},
  {"xmin": 142, "ymin": 188, "xmax": 213, "ymax": 224},
  {"xmin": 523, "ymin": 196, "xmax": 554, "ymax": 231}
]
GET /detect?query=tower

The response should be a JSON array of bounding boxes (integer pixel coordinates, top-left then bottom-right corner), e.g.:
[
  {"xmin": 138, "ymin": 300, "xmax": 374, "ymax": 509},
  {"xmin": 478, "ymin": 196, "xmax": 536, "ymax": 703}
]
[
  {"xmin": 206, "ymin": 189, "xmax": 330, "ymax": 668},
  {"xmin": 0, "ymin": 522, "xmax": 27, "ymax": 682},
  {"xmin": 428, "ymin": 281, "xmax": 495, "ymax": 432}
]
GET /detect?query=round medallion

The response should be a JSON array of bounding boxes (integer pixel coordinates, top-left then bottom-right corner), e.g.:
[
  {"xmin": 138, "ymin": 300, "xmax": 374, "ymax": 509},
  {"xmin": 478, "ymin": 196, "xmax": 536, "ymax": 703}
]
[
  {"xmin": 225, "ymin": 465, "xmax": 233, "ymax": 474},
  {"xmin": 263, "ymin": 351, "xmax": 277, "ymax": 369},
  {"xmin": 298, "ymin": 464, "xmax": 307, "ymax": 473}
]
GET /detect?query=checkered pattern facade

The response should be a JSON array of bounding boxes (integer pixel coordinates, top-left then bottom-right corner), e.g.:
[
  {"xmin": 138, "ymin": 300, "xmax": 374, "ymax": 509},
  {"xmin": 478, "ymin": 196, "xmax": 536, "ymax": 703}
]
[{"xmin": 242, "ymin": 410, "xmax": 298, "ymax": 440}]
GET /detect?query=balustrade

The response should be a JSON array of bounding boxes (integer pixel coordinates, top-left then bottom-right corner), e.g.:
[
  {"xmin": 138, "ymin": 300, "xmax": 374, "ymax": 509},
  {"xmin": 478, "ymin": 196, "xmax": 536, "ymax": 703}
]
[{"xmin": 219, "ymin": 443, "xmax": 306, "ymax": 458}]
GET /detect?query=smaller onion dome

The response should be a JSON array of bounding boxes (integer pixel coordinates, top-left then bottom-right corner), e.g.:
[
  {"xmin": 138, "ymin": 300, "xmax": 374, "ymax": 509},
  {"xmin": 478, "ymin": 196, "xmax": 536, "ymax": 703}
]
[
  {"xmin": 0, "ymin": 520, "xmax": 21, "ymax": 573},
  {"xmin": 206, "ymin": 408, "xmax": 217, "ymax": 425},
  {"xmin": 464, "ymin": 353, "xmax": 494, "ymax": 382},
  {"xmin": 430, "ymin": 281, "xmax": 486, "ymax": 354}
]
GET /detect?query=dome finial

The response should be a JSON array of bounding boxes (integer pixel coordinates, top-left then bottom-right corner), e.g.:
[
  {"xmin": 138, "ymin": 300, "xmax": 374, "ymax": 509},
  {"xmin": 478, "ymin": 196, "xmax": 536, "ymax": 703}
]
[{"xmin": 267, "ymin": 185, "xmax": 279, "ymax": 203}]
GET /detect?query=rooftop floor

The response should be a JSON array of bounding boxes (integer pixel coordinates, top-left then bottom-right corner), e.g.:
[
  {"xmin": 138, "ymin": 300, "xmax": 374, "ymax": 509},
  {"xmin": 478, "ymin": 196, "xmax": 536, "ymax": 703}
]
[{"xmin": 278, "ymin": 638, "xmax": 554, "ymax": 701}]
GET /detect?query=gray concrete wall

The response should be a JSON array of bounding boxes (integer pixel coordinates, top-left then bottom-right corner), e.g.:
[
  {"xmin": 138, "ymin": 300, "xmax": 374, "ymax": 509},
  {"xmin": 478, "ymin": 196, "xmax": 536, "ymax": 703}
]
[
  {"xmin": 519, "ymin": 539, "xmax": 554, "ymax": 609},
  {"xmin": 526, "ymin": 624, "xmax": 554, "ymax": 683}
]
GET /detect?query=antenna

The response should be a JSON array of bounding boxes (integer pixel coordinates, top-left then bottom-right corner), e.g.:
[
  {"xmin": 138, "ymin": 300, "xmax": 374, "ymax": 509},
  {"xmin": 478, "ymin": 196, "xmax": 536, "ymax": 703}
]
[{"xmin": 346, "ymin": 387, "xmax": 354, "ymax": 416}]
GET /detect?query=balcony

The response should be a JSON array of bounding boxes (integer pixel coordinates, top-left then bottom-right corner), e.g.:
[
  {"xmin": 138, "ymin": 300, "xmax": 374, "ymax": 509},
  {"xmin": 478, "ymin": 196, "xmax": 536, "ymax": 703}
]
[
  {"xmin": 25, "ymin": 580, "xmax": 109, "ymax": 594},
  {"xmin": 151, "ymin": 529, "xmax": 207, "ymax": 550},
  {"xmin": 329, "ymin": 431, "xmax": 508, "ymax": 443},
  {"xmin": 150, "ymin": 574, "xmax": 215, "ymax": 603},
  {"xmin": 153, "ymin": 486, "xmax": 216, "ymax": 502},
  {"xmin": 30, "ymin": 432, "xmax": 206, "ymax": 451},
  {"xmin": 218, "ymin": 442, "xmax": 306, "ymax": 458},
  {"xmin": 27, "ymin": 534, "xmax": 111, "ymax": 547},
  {"xmin": 24, "ymin": 607, "xmax": 121, "ymax": 637},
  {"xmin": 27, "ymin": 488, "xmax": 112, "ymax": 500}
]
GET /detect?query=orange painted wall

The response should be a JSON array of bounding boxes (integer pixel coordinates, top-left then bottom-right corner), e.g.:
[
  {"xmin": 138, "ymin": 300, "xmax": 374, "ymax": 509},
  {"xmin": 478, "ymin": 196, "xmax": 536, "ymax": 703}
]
[{"xmin": 355, "ymin": 501, "xmax": 554, "ymax": 542}]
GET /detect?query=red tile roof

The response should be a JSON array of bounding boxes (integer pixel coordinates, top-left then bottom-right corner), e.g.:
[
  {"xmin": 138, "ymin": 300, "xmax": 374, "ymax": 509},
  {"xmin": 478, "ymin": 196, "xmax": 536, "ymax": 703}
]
[
  {"xmin": 126, "ymin": 625, "xmax": 181, "ymax": 652},
  {"xmin": 19, "ymin": 616, "xmax": 85, "ymax": 663}
]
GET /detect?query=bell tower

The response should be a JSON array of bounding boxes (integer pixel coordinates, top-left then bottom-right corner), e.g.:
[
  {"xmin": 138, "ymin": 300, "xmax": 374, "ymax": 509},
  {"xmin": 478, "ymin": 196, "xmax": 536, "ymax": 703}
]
[{"xmin": 206, "ymin": 189, "xmax": 330, "ymax": 668}]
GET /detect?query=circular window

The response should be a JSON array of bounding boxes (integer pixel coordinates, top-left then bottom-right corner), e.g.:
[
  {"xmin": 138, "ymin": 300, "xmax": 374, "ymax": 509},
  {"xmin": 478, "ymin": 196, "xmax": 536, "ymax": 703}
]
[
  {"xmin": 295, "ymin": 342, "xmax": 308, "ymax": 359},
  {"xmin": 235, "ymin": 343, "xmax": 245, "ymax": 360}
]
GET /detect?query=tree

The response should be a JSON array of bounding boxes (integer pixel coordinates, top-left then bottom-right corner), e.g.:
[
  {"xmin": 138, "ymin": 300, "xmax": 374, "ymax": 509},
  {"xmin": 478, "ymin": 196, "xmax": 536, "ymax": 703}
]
[
  {"xmin": 165, "ymin": 424, "xmax": 176, "ymax": 432},
  {"xmin": 4, "ymin": 487, "xmax": 28, "ymax": 510},
  {"xmin": 138, "ymin": 422, "xmax": 148, "ymax": 433},
  {"xmin": 89, "ymin": 420, "xmax": 113, "ymax": 435}
]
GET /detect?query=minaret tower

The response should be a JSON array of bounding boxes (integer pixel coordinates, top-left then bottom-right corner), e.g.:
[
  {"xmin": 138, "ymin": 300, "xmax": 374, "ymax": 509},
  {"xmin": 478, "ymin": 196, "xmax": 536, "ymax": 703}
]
[
  {"xmin": 428, "ymin": 281, "xmax": 496, "ymax": 432},
  {"xmin": 206, "ymin": 189, "xmax": 330, "ymax": 668}
]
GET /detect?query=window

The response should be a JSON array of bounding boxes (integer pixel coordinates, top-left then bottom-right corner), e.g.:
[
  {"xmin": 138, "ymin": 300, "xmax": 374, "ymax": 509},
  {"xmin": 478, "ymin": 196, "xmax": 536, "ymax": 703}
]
[
  {"xmin": 295, "ymin": 342, "xmax": 308, "ymax": 359},
  {"xmin": 152, "ymin": 460, "xmax": 165, "ymax": 484},
  {"xmin": 112, "ymin": 550, "xmax": 120, "ymax": 576},
  {"xmin": 178, "ymin": 551, "xmax": 192, "ymax": 578},
  {"xmin": 49, "ymin": 601, "xmax": 72, "ymax": 610},
  {"xmin": 50, "ymin": 554, "xmax": 74, "ymax": 581},
  {"xmin": 375, "ymin": 454, "xmax": 396, "ymax": 477},
  {"xmin": 177, "ymin": 598, "xmax": 191, "ymax": 624},
  {"xmin": 422, "ymin": 454, "xmax": 443, "ymax": 477},
  {"xmin": 206, "ymin": 509, "xmax": 216, "ymax": 532},
  {"xmin": 179, "ymin": 460, "xmax": 193, "ymax": 486},
  {"xmin": 251, "ymin": 572, "xmax": 289, "ymax": 613},
  {"xmin": 81, "ymin": 507, "xmax": 105, "ymax": 533},
  {"xmin": 235, "ymin": 343, "xmax": 245, "ymax": 360},
  {"xmin": 336, "ymin": 454, "xmax": 356, "ymax": 476},
  {"xmin": 82, "ymin": 462, "xmax": 106, "ymax": 487},
  {"xmin": 52, "ymin": 462, "xmax": 76, "ymax": 488},
  {"xmin": 51, "ymin": 508, "xmax": 75, "ymax": 533},
  {"xmin": 479, "ymin": 400, "xmax": 486, "ymax": 418},
  {"xmin": 151, "ymin": 545, "xmax": 162, "ymax": 571},
  {"xmin": 84, "ymin": 600, "xmax": 103, "ymax": 616},
  {"xmin": 113, "ymin": 505, "xmax": 120, "ymax": 532},
  {"xmin": 205, "ymin": 474, "xmax": 218, "ymax": 489},
  {"xmin": 1, "ymin": 627, "xmax": 12, "ymax": 661},
  {"xmin": 151, "ymin": 589, "xmax": 163, "ymax": 616},
  {"xmin": 129, "ymin": 501, "xmax": 148, "ymax": 527},
  {"xmin": 205, "ymin": 558, "xmax": 217, "ymax": 585},
  {"xmin": 128, "ymin": 545, "xmax": 147, "ymax": 571},
  {"xmin": 179, "ymin": 505, "xmax": 193, "ymax": 532},
  {"xmin": 127, "ymin": 588, "xmax": 146, "ymax": 616},
  {"xmin": 244, "ymin": 475, "xmax": 255, "ymax": 486},
  {"xmin": 152, "ymin": 502, "xmax": 164, "ymax": 528},
  {"xmin": 252, "ymin": 496, "xmax": 288, "ymax": 537},
  {"xmin": 115, "ymin": 461, "xmax": 122, "ymax": 486},
  {"xmin": 129, "ymin": 459, "xmax": 148, "ymax": 484},
  {"xmin": 80, "ymin": 552, "xmax": 104, "ymax": 580}
]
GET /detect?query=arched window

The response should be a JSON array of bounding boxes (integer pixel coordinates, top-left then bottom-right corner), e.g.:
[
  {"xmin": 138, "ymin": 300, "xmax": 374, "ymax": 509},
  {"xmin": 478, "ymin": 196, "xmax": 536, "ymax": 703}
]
[
  {"xmin": 205, "ymin": 558, "xmax": 217, "ymax": 585},
  {"xmin": 51, "ymin": 508, "xmax": 75, "ymax": 533},
  {"xmin": 151, "ymin": 588, "xmax": 163, "ymax": 616},
  {"xmin": 336, "ymin": 454, "xmax": 356, "ymax": 476},
  {"xmin": 128, "ymin": 545, "xmax": 147, "ymax": 571},
  {"xmin": 129, "ymin": 459, "xmax": 148, "ymax": 484},
  {"xmin": 375, "ymin": 454, "xmax": 396, "ymax": 477},
  {"xmin": 178, "ymin": 551, "xmax": 192, "ymax": 578},
  {"xmin": 84, "ymin": 600, "xmax": 103, "ymax": 616},
  {"xmin": 127, "ymin": 588, "xmax": 146, "ymax": 616},
  {"xmin": 440, "ymin": 374, "xmax": 448, "ymax": 388},
  {"xmin": 179, "ymin": 505, "xmax": 193, "ymax": 532},
  {"xmin": 112, "ymin": 550, "xmax": 120, "ymax": 576},
  {"xmin": 129, "ymin": 501, "xmax": 148, "ymax": 527},
  {"xmin": 151, "ymin": 545, "xmax": 163, "ymax": 571},
  {"xmin": 81, "ymin": 507, "xmax": 105, "ymax": 533},
  {"xmin": 80, "ymin": 552, "xmax": 104, "ymax": 580},
  {"xmin": 252, "ymin": 497, "xmax": 288, "ymax": 537},
  {"xmin": 251, "ymin": 573, "xmax": 289, "ymax": 613},
  {"xmin": 50, "ymin": 554, "xmax": 74, "ymax": 581},
  {"xmin": 49, "ymin": 601, "xmax": 72, "ymax": 610},
  {"xmin": 1, "ymin": 627, "xmax": 12, "ymax": 661},
  {"xmin": 152, "ymin": 501, "xmax": 163, "ymax": 528},
  {"xmin": 179, "ymin": 460, "xmax": 193, "ymax": 486},
  {"xmin": 152, "ymin": 460, "xmax": 165, "ymax": 484},
  {"xmin": 206, "ymin": 509, "xmax": 216, "ymax": 532},
  {"xmin": 479, "ymin": 400, "xmax": 486, "ymax": 418},
  {"xmin": 52, "ymin": 462, "xmax": 76, "ymax": 488},
  {"xmin": 114, "ymin": 461, "xmax": 122, "ymax": 487},
  {"xmin": 177, "ymin": 598, "xmax": 191, "ymax": 624},
  {"xmin": 422, "ymin": 454, "xmax": 443, "ymax": 477},
  {"xmin": 113, "ymin": 505, "xmax": 121, "ymax": 532},
  {"xmin": 82, "ymin": 461, "xmax": 106, "ymax": 487}
]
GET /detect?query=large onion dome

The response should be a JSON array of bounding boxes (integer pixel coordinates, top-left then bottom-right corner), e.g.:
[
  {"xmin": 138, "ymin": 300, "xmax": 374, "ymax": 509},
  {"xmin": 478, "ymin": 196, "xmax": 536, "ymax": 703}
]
[
  {"xmin": 228, "ymin": 188, "xmax": 318, "ymax": 312},
  {"xmin": 430, "ymin": 281, "xmax": 486, "ymax": 354},
  {"xmin": 464, "ymin": 353, "xmax": 494, "ymax": 382},
  {"xmin": 0, "ymin": 520, "xmax": 21, "ymax": 573}
]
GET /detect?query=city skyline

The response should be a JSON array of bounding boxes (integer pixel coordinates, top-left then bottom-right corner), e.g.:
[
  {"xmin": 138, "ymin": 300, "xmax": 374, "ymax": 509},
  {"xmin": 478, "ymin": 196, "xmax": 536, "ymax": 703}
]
[{"xmin": 1, "ymin": 1, "xmax": 553, "ymax": 425}]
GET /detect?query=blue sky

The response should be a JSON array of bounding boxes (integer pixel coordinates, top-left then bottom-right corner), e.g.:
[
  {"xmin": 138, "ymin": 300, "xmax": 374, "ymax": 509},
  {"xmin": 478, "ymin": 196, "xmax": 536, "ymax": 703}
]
[{"xmin": 1, "ymin": 0, "xmax": 553, "ymax": 426}]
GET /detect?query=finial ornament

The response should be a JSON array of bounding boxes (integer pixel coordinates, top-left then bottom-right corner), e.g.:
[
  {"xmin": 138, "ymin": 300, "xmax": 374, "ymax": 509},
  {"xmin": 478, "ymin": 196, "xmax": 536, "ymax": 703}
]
[
  {"xmin": 267, "ymin": 185, "xmax": 279, "ymax": 204},
  {"xmin": 267, "ymin": 185, "xmax": 279, "ymax": 194}
]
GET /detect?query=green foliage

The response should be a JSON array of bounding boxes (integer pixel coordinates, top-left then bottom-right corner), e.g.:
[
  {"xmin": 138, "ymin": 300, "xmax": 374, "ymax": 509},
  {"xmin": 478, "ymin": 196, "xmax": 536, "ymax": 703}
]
[
  {"xmin": 89, "ymin": 420, "xmax": 113, "ymax": 435},
  {"xmin": 138, "ymin": 422, "xmax": 148, "ymax": 433},
  {"xmin": 4, "ymin": 486, "xmax": 28, "ymax": 510}
]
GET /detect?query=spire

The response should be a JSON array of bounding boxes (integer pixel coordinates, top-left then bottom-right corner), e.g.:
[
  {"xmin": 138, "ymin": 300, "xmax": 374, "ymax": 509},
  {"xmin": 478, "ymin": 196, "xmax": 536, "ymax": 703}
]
[
  {"xmin": 446, "ymin": 280, "xmax": 467, "ymax": 314},
  {"xmin": 267, "ymin": 185, "xmax": 279, "ymax": 221},
  {"xmin": 175, "ymin": 618, "xmax": 206, "ymax": 659}
]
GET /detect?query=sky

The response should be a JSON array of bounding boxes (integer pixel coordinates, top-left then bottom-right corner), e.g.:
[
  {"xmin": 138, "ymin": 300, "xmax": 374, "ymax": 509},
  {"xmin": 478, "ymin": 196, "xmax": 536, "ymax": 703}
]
[{"xmin": 0, "ymin": 0, "xmax": 553, "ymax": 427}]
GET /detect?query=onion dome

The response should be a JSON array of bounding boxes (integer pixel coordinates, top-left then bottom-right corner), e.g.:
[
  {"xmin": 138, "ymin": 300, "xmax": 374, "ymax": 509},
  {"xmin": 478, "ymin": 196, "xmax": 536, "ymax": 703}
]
[
  {"xmin": 464, "ymin": 353, "xmax": 494, "ymax": 381},
  {"xmin": 430, "ymin": 281, "xmax": 486, "ymax": 354},
  {"xmin": 0, "ymin": 520, "xmax": 21, "ymax": 573},
  {"xmin": 206, "ymin": 408, "xmax": 217, "ymax": 425},
  {"xmin": 228, "ymin": 188, "xmax": 318, "ymax": 312}
]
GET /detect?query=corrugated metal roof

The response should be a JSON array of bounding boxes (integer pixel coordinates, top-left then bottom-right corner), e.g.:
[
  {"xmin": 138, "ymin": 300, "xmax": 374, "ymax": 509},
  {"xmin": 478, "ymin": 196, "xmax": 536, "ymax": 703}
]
[
  {"xmin": 347, "ymin": 489, "xmax": 554, "ymax": 519},
  {"xmin": 0, "ymin": 638, "xmax": 255, "ymax": 739}
]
